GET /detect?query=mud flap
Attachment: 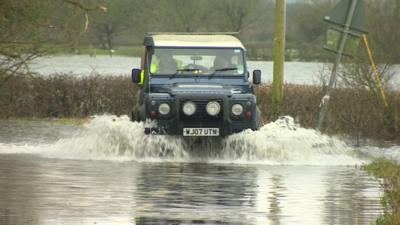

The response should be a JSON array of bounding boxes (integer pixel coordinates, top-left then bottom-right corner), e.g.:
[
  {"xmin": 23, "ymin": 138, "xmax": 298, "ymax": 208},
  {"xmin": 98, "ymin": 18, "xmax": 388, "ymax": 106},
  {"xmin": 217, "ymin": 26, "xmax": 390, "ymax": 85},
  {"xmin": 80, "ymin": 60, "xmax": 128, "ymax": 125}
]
[{"xmin": 256, "ymin": 106, "xmax": 263, "ymax": 130}]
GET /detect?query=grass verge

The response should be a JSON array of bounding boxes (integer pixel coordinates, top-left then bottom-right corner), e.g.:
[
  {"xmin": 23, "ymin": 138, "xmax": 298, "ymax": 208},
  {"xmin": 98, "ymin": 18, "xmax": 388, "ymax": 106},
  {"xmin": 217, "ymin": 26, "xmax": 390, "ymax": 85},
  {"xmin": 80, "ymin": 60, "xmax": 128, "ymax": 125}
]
[{"xmin": 362, "ymin": 159, "xmax": 400, "ymax": 225}]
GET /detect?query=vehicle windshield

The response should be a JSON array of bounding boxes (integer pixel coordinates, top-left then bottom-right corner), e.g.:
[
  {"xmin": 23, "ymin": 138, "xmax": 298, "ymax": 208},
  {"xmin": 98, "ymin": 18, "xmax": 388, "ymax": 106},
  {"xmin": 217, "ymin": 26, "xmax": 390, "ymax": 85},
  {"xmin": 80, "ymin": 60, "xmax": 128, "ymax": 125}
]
[{"xmin": 149, "ymin": 48, "xmax": 245, "ymax": 76}]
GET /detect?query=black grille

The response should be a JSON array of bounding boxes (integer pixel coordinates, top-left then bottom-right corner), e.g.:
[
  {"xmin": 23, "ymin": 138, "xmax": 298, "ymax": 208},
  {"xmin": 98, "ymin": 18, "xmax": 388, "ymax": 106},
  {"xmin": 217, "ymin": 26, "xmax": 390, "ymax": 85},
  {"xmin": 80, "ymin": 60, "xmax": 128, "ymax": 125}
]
[{"xmin": 179, "ymin": 99, "xmax": 223, "ymax": 122}]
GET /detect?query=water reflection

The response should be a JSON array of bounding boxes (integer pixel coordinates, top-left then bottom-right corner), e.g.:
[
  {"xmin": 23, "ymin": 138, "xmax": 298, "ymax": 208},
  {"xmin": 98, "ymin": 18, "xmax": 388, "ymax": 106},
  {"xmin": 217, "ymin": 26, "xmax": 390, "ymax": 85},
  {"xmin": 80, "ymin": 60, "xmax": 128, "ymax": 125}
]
[
  {"xmin": 0, "ymin": 155, "xmax": 382, "ymax": 225},
  {"xmin": 322, "ymin": 169, "xmax": 383, "ymax": 225},
  {"xmin": 267, "ymin": 174, "xmax": 284, "ymax": 225},
  {"xmin": 134, "ymin": 163, "xmax": 259, "ymax": 224}
]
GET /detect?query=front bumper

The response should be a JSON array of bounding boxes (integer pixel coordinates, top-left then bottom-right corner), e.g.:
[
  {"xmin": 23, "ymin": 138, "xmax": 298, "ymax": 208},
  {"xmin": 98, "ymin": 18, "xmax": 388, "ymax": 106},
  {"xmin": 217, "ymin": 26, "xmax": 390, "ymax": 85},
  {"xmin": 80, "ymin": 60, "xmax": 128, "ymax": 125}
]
[
  {"xmin": 144, "ymin": 94, "xmax": 257, "ymax": 136},
  {"xmin": 145, "ymin": 118, "xmax": 256, "ymax": 136}
]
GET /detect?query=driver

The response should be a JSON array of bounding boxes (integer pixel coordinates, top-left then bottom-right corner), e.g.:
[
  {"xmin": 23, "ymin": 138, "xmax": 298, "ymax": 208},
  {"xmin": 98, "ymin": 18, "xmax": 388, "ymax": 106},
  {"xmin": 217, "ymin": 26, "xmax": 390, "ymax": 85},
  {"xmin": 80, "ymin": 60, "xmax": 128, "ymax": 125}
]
[
  {"xmin": 152, "ymin": 51, "xmax": 178, "ymax": 74},
  {"xmin": 212, "ymin": 56, "xmax": 232, "ymax": 70}
]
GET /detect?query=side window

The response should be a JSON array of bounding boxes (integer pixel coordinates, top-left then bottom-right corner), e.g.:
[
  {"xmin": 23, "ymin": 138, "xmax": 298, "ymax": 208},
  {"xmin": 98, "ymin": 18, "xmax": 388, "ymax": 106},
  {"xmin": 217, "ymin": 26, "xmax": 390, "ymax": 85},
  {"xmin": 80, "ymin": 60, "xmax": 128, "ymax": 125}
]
[{"xmin": 150, "ymin": 55, "xmax": 159, "ymax": 73}]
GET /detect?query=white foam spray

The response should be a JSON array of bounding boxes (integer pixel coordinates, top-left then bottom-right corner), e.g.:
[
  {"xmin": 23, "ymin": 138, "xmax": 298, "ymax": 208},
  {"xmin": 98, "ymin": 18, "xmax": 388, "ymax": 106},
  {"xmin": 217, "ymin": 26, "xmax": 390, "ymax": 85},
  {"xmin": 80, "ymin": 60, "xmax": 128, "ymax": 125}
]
[{"xmin": 0, "ymin": 115, "xmax": 374, "ymax": 165}]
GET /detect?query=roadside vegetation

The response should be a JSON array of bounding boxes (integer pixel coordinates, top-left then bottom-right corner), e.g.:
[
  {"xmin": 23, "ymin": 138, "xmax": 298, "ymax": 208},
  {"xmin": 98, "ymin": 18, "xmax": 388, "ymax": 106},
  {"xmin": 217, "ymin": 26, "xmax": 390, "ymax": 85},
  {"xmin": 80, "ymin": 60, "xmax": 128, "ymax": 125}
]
[
  {"xmin": 1, "ymin": 74, "xmax": 399, "ymax": 144},
  {"xmin": 362, "ymin": 159, "xmax": 400, "ymax": 225},
  {"xmin": 1, "ymin": 1, "xmax": 400, "ymax": 224}
]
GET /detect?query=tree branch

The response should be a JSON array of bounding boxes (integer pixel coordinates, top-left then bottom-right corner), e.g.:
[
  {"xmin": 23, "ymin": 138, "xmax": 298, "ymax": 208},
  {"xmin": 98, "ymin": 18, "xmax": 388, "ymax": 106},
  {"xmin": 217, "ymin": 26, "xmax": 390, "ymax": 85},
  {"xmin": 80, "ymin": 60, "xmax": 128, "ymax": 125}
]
[
  {"xmin": 63, "ymin": 0, "xmax": 107, "ymax": 30},
  {"xmin": 63, "ymin": 0, "xmax": 107, "ymax": 12}
]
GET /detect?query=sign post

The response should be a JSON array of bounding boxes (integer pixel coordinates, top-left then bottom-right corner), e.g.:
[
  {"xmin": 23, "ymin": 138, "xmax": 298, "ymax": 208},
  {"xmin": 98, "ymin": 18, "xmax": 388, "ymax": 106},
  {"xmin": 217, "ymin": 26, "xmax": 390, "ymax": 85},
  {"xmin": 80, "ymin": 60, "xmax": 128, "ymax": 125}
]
[{"xmin": 317, "ymin": 0, "xmax": 367, "ymax": 131}]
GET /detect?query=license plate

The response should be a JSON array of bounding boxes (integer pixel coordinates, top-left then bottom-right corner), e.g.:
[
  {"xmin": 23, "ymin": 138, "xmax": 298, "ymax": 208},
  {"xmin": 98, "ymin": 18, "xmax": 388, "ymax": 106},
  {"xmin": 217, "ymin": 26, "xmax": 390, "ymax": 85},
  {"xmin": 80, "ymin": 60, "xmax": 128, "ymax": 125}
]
[{"xmin": 183, "ymin": 128, "xmax": 220, "ymax": 137}]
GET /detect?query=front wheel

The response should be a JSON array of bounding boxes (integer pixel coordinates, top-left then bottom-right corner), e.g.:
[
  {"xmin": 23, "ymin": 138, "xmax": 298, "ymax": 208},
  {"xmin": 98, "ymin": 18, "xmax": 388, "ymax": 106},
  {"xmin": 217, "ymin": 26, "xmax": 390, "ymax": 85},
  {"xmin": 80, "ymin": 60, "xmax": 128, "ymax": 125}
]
[
  {"xmin": 131, "ymin": 104, "xmax": 142, "ymax": 122},
  {"xmin": 131, "ymin": 110, "xmax": 139, "ymax": 122}
]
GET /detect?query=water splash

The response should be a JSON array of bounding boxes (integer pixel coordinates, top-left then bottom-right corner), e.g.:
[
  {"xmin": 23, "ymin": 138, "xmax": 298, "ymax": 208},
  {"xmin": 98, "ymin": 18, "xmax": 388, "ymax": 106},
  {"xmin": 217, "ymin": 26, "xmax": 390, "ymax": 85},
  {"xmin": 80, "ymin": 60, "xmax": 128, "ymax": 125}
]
[
  {"xmin": 0, "ymin": 115, "xmax": 369, "ymax": 165},
  {"xmin": 221, "ymin": 116, "xmax": 360, "ymax": 165},
  {"xmin": 45, "ymin": 115, "xmax": 189, "ymax": 161}
]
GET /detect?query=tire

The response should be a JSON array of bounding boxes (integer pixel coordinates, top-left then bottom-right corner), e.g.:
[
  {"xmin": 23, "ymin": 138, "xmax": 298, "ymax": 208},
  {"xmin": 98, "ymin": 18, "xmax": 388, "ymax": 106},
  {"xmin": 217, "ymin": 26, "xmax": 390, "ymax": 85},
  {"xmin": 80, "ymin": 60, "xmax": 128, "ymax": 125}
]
[
  {"xmin": 131, "ymin": 110, "xmax": 140, "ymax": 122},
  {"xmin": 131, "ymin": 105, "xmax": 140, "ymax": 122}
]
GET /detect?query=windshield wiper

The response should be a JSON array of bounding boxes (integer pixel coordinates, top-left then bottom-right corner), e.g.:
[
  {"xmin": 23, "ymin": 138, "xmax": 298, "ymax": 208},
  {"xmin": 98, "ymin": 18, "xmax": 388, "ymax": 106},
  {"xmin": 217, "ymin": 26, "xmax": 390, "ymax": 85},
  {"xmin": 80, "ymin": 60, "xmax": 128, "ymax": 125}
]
[
  {"xmin": 170, "ymin": 68, "xmax": 200, "ymax": 79},
  {"xmin": 209, "ymin": 67, "xmax": 237, "ymax": 79}
]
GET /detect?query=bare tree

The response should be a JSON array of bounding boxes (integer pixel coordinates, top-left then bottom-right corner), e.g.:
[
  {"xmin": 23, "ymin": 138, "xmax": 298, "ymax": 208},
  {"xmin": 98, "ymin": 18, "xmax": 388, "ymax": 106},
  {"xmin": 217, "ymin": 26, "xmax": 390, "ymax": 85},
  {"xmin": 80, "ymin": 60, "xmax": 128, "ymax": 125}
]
[
  {"xmin": 140, "ymin": 0, "xmax": 211, "ymax": 32},
  {"xmin": 365, "ymin": 0, "xmax": 400, "ymax": 63},
  {"xmin": 339, "ymin": 61, "xmax": 393, "ymax": 96},
  {"xmin": 0, "ymin": 0, "xmax": 106, "ymax": 87},
  {"xmin": 216, "ymin": 0, "xmax": 270, "ymax": 33},
  {"xmin": 88, "ymin": 0, "xmax": 135, "ymax": 51}
]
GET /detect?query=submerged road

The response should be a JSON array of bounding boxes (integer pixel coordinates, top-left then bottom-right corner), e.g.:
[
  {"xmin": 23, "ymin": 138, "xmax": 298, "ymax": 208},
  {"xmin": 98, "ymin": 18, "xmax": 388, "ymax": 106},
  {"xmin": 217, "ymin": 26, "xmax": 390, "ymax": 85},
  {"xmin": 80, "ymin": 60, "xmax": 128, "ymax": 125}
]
[{"xmin": 0, "ymin": 116, "xmax": 386, "ymax": 225}]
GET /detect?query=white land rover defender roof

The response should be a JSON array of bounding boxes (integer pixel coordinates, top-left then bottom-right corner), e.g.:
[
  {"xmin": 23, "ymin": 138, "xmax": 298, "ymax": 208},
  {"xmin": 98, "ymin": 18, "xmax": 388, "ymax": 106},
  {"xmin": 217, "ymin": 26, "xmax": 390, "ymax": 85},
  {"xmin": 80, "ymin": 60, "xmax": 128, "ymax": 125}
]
[{"xmin": 146, "ymin": 34, "xmax": 245, "ymax": 49}]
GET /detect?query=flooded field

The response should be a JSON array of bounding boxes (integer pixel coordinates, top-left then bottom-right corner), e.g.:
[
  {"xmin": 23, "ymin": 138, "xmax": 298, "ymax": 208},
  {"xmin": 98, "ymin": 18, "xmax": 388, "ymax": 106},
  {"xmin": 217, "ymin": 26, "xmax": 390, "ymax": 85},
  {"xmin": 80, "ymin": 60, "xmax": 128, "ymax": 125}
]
[
  {"xmin": 29, "ymin": 55, "xmax": 400, "ymax": 88},
  {"xmin": 0, "ymin": 116, "xmax": 390, "ymax": 225}
]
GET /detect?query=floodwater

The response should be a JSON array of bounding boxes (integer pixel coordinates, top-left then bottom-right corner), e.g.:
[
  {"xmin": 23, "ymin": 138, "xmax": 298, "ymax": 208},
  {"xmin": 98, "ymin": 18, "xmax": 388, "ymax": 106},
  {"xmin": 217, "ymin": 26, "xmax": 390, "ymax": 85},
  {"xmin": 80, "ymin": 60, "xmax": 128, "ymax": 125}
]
[
  {"xmin": 29, "ymin": 55, "xmax": 400, "ymax": 88},
  {"xmin": 0, "ymin": 115, "xmax": 390, "ymax": 225}
]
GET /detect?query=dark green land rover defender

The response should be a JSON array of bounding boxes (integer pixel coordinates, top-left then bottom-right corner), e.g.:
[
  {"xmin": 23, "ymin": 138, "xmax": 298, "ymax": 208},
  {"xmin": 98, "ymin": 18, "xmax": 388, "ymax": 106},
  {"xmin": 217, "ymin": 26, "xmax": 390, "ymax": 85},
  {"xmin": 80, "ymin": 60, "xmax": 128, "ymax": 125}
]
[{"xmin": 131, "ymin": 33, "xmax": 262, "ymax": 137}]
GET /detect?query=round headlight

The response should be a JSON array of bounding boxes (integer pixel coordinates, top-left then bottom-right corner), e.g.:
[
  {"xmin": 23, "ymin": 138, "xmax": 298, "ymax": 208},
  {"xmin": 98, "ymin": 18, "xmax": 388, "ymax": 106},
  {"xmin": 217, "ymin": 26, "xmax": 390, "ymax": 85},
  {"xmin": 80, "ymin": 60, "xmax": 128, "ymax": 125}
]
[
  {"xmin": 183, "ymin": 101, "xmax": 196, "ymax": 116},
  {"xmin": 206, "ymin": 101, "xmax": 221, "ymax": 116},
  {"xmin": 232, "ymin": 104, "xmax": 244, "ymax": 116},
  {"xmin": 158, "ymin": 103, "xmax": 170, "ymax": 115}
]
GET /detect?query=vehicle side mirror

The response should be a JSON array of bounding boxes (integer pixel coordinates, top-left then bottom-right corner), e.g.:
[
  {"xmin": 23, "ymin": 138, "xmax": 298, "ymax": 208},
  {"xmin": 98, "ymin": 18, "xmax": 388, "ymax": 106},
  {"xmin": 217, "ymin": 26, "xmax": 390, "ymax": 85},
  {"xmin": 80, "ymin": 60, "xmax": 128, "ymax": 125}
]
[
  {"xmin": 253, "ymin": 70, "xmax": 261, "ymax": 85},
  {"xmin": 131, "ymin": 69, "xmax": 141, "ymax": 84}
]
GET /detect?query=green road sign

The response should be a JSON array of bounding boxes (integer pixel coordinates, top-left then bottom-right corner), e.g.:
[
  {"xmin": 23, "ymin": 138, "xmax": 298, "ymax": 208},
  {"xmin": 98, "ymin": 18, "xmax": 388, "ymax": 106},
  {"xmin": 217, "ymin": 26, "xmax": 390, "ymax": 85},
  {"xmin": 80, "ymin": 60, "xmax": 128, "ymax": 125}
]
[
  {"xmin": 324, "ymin": 0, "xmax": 368, "ymax": 34},
  {"xmin": 324, "ymin": 27, "xmax": 361, "ymax": 57}
]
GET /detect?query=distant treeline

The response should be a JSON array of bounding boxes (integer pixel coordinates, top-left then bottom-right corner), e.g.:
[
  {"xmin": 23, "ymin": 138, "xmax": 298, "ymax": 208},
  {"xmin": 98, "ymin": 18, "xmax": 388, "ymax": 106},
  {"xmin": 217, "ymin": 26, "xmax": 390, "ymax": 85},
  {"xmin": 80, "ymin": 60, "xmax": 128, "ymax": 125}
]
[
  {"xmin": 1, "ymin": 74, "xmax": 398, "ymax": 143},
  {"xmin": 1, "ymin": 0, "xmax": 399, "ymax": 62}
]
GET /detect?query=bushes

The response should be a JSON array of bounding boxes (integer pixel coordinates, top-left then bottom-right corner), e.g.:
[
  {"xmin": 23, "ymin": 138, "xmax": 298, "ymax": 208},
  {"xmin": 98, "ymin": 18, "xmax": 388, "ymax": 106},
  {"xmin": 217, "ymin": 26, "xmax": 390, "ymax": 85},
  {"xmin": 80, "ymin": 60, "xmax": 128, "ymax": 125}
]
[
  {"xmin": 256, "ymin": 84, "xmax": 399, "ymax": 142},
  {"xmin": 0, "ymin": 74, "xmax": 137, "ymax": 118},
  {"xmin": 0, "ymin": 74, "xmax": 399, "ymax": 142}
]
